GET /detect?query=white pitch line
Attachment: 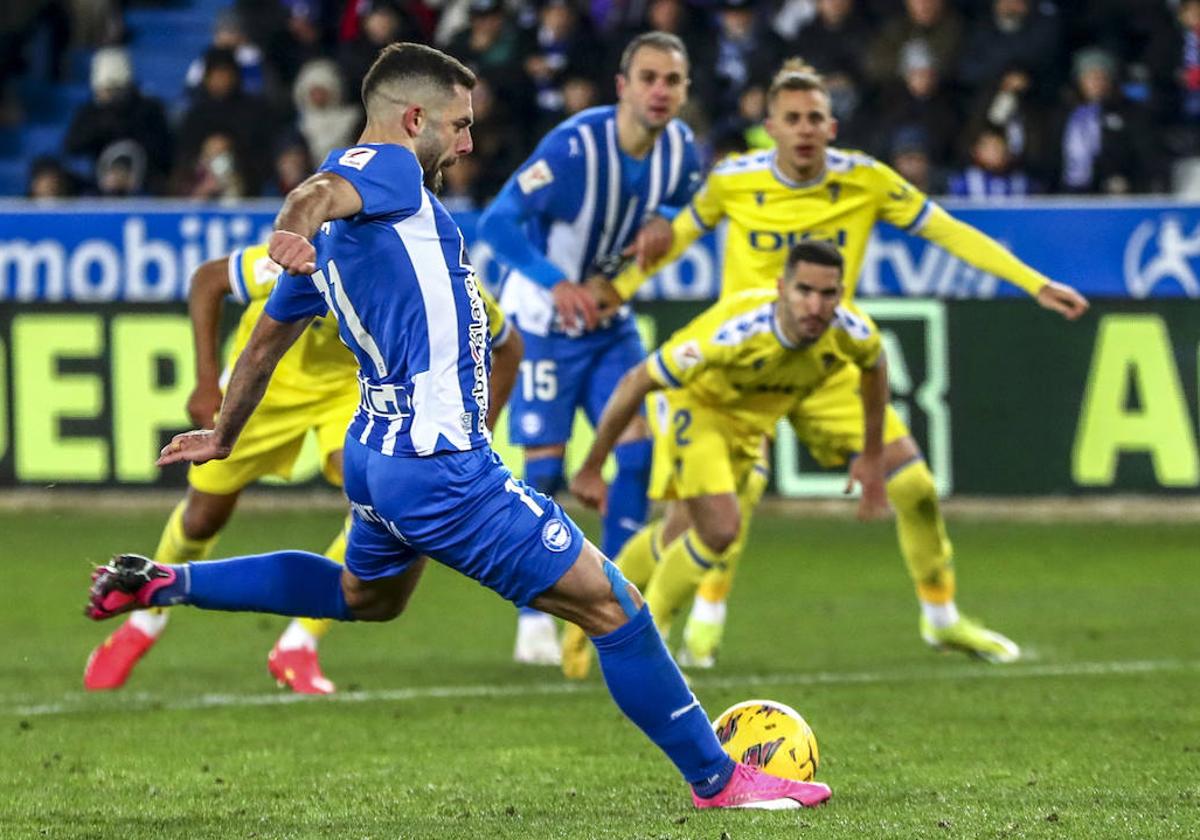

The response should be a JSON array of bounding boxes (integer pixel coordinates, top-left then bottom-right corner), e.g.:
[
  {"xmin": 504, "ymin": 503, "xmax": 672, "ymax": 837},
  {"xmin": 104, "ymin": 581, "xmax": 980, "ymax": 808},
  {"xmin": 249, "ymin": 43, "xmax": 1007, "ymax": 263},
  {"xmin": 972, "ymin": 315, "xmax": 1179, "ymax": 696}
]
[{"xmin": 6, "ymin": 658, "xmax": 1196, "ymax": 719}]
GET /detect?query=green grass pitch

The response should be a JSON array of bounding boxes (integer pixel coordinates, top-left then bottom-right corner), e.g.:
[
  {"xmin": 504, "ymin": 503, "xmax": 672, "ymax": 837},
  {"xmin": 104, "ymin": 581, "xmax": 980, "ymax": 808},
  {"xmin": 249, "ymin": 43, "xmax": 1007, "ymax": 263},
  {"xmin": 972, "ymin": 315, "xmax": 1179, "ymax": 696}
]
[{"xmin": 3, "ymin": 502, "xmax": 1199, "ymax": 839}]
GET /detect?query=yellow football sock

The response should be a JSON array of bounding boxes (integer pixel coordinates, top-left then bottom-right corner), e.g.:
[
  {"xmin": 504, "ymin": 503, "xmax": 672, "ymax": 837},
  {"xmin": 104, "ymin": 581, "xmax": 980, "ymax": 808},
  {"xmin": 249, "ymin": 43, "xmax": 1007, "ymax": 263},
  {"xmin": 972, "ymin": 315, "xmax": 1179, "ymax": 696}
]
[
  {"xmin": 887, "ymin": 460, "xmax": 956, "ymax": 605},
  {"xmin": 614, "ymin": 520, "xmax": 663, "ymax": 589},
  {"xmin": 148, "ymin": 500, "xmax": 220, "ymax": 618},
  {"xmin": 696, "ymin": 459, "xmax": 769, "ymax": 604},
  {"xmin": 297, "ymin": 514, "xmax": 350, "ymax": 640},
  {"xmin": 644, "ymin": 530, "xmax": 733, "ymax": 636}
]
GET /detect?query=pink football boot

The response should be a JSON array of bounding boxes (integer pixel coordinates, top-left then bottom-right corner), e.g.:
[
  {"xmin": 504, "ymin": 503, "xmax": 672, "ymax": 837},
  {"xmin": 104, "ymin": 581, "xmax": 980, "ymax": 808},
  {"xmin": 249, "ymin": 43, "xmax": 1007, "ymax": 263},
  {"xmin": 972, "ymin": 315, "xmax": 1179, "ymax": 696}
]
[
  {"xmin": 86, "ymin": 554, "xmax": 177, "ymax": 620},
  {"xmin": 268, "ymin": 644, "xmax": 336, "ymax": 695},
  {"xmin": 693, "ymin": 762, "xmax": 832, "ymax": 810}
]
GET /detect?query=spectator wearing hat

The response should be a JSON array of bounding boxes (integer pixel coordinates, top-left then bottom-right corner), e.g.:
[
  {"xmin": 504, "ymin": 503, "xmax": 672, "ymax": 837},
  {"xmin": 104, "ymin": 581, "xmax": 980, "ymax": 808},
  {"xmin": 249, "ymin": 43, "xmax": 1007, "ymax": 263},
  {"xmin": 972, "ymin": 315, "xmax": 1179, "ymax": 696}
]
[
  {"xmin": 64, "ymin": 46, "xmax": 171, "ymax": 193},
  {"xmin": 292, "ymin": 58, "xmax": 361, "ymax": 165},
  {"xmin": 887, "ymin": 126, "xmax": 947, "ymax": 195},
  {"xmin": 948, "ymin": 126, "xmax": 1037, "ymax": 199},
  {"xmin": 866, "ymin": 0, "xmax": 964, "ymax": 91},
  {"xmin": 175, "ymin": 48, "xmax": 279, "ymax": 195},
  {"xmin": 1053, "ymin": 47, "xmax": 1163, "ymax": 194},
  {"xmin": 874, "ymin": 39, "xmax": 960, "ymax": 165},
  {"xmin": 185, "ymin": 10, "xmax": 270, "ymax": 99},
  {"xmin": 706, "ymin": 0, "xmax": 784, "ymax": 114}
]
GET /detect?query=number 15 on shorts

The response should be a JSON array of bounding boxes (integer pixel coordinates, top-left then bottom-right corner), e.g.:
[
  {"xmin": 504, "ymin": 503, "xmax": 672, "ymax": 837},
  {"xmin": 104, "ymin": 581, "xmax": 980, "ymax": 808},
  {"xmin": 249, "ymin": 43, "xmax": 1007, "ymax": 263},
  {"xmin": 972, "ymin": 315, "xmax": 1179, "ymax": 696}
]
[{"xmin": 519, "ymin": 360, "xmax": 558, "ymax": 402}]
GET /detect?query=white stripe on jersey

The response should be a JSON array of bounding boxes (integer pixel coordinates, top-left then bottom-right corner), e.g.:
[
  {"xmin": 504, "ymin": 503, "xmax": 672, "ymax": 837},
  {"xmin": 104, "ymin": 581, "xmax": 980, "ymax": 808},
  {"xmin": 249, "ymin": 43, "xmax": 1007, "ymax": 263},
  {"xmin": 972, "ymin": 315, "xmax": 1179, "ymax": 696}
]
[
  {"xmin": 596, "ymin": 118, "xmax": 621, "ymax": 258},
  {"xmin": 392, "ymin": 191, "xmax": 471, "ymax": 455},
  {"xmin": 665, "ymin": 122, "xmax": 683, "ymax": 201},
  {"xmin": 359, "ymin": 416, "xmax": 374, "ymax": 445},
  {"xmin": 545, "ymin": 123, "xmax": 598, "ymax": 281},
  {"xmin": 313, "ymin": 259, "xmax": 388, "ymax": 378},
  {"xmin": 612, "ymin": 197, "xmax": 639, "ymax": 254},
  {"xmin": 644, "ymin": 138, "xmax": 663, "ymax": 216}
]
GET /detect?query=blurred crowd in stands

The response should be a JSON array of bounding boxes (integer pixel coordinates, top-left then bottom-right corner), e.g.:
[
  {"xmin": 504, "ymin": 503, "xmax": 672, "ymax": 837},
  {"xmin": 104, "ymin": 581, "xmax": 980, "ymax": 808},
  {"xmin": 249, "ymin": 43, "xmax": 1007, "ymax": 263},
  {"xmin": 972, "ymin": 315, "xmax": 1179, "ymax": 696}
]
[{"xmin": 4, "ymin": 0, "xmax": 1198, "ymax": 203}]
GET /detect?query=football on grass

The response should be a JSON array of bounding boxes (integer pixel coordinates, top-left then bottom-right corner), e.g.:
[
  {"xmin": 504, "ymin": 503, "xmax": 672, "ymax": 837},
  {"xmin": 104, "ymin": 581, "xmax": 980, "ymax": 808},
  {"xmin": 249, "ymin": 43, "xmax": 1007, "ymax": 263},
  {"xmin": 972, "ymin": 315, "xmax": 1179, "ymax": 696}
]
[{"xmin": 712, "ymin": 699, "xmax": 820, "ymax": 782}]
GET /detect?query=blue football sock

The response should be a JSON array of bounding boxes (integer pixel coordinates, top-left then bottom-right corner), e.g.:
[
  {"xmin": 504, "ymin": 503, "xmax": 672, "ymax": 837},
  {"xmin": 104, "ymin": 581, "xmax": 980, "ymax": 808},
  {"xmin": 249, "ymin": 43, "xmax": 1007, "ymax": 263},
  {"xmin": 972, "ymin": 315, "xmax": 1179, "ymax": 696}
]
[
  {"xmin": 150, "ymin": 551, "xmax": 354, "ymax": 620},
  {"xmin": 602, "ymin": 439, "xmax": 651, "ymax": 558},
  {"xmin": 592, "ymin": 606, "xmax": 734, "ymax": 789},
  {"xmin": 523, "ymin": 453, "xmax": 565, "ymax": 497}
]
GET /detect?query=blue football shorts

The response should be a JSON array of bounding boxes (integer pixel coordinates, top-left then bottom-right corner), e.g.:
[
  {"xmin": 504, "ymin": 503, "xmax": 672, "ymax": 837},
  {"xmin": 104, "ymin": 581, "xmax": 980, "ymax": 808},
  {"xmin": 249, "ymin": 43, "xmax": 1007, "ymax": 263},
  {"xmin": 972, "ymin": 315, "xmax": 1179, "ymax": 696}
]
[
  {"xmin": 508, "ymin": 317, "xmax": 646, "ymax": 447},
  {"xmin": 341, "ymin": 437, "xmax": 585, "ymax": 607}
]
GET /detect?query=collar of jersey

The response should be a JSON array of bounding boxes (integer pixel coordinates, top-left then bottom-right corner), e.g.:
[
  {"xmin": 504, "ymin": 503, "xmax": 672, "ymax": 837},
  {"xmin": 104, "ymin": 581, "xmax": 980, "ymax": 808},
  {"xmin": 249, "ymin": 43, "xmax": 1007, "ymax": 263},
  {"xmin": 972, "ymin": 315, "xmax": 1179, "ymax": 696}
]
[
  {"xmin": 770, "ymin": 305, "xmax": 799, "ymax": 349},
  {"xmin": 769, "ymin": 151, "xmax": 826, "ymax": 190}
]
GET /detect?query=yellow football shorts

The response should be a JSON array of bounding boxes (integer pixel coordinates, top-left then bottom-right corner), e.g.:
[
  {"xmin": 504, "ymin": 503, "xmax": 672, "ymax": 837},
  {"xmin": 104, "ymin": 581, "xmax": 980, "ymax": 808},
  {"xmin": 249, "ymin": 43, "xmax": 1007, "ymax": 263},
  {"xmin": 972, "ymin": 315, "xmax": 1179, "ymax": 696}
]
[
  {"xmin": 787, "ymin": 363, "xmax": 910, "ymax": 467},
  {"xmin": 188, "ymin": 380, "xmax": 360, "ymax": 495},
  {"xmin": 648, "ymin": 391, "xmax": 763, "ymax": 501}
]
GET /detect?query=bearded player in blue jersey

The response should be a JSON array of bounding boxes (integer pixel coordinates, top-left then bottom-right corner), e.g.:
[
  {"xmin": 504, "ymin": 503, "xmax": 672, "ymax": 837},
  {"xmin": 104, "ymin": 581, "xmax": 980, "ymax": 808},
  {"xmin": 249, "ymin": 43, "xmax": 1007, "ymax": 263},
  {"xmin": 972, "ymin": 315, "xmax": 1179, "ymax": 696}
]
[
  {"xmin": 478, "ymin": 32, "xmax": 701, "ymax": 664},
  {"xmin": 84, "ymin": 43, "xmax": 829, "ymax": 811}
]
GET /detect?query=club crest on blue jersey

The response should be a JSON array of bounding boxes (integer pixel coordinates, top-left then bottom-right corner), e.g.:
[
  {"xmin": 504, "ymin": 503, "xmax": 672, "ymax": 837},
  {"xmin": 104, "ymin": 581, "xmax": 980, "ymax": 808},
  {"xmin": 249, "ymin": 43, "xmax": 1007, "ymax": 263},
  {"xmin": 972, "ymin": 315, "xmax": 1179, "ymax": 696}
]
[{"xmin": 541, "ymin": 518, "xmax": 573, "ymax": 553}]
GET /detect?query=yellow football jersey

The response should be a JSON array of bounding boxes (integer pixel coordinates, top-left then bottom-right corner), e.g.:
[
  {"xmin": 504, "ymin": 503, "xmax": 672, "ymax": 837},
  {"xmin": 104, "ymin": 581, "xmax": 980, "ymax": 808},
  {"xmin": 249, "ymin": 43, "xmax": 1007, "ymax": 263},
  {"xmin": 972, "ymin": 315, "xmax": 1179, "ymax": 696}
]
[
  {"xmin": 225, "ymin": 244, "xmax": 510, "ymax": 394},
  {"xmin": 613, "ymin": 147, "xmax": 1050, "ymax": 302},
  {"xmin": 647, "ymin": 289, "xmax": 882, "ymax": 439}
]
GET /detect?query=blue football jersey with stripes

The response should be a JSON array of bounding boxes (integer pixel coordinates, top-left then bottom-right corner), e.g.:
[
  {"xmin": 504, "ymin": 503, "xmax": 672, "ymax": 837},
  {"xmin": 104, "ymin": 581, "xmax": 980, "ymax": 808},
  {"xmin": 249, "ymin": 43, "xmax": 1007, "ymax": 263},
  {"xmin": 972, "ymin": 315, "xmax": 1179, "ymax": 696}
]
[
  {"xmin": 265, "ymin": 143, "xmax": 492, "ymax": 458},
  {"xmin": 484, "ymin": 105, "xmax": 701, "ymax": 336}
]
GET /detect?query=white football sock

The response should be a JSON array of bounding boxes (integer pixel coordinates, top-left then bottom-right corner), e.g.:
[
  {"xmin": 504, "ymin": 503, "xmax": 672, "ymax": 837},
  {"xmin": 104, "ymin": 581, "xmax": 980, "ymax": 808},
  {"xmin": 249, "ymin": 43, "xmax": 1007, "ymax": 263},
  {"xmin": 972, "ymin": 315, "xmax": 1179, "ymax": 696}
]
[
  {"xmin": 277, "ymin": 619, "xmax": 318, "ymax": 651},
  {"xmin": 128, "ymin": 609, "xmax": 169, "ymax": 638},
  {"xmin": 921, "ymin": 600, "xmax": 961, "ymax": 630},
  {"xmin": 690, "ymin": 595, "xmax": 727, "ymax": 625}
]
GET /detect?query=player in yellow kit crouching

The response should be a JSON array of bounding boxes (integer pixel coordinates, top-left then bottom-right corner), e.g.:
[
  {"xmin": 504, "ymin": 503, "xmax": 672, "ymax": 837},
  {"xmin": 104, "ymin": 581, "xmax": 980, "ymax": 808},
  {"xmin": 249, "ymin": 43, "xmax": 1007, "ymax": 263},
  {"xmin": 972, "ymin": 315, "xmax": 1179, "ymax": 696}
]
[
  {"xmin": 84, "ymin": 244, "xmax": 520, "ymax": 693},
  {"xmin": 590, "ymin": 59, "xmax": 1090, "ymax": 667},
  {"xmin": 563, "ymin": 241, "xmax": 889, "ymax": 676}
]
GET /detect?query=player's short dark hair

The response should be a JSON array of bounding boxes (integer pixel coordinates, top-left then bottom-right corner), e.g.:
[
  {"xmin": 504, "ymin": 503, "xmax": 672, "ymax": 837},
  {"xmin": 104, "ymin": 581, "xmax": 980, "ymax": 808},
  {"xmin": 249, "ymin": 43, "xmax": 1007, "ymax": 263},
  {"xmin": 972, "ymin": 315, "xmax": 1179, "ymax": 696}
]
[
  {"xmin": 768, "ymin": 58, "xmax": 827, "ymax": 102},
  {"xmin": 362, "ymin": 42, "xmax": 476, "ymax": 110},
  {"xmin": 618, "ymin": 31, "xmax": 688, "ymax": 76},
  {"xmin": 785, "ymin": 240, "xmax": 843, "ymax": 278}
]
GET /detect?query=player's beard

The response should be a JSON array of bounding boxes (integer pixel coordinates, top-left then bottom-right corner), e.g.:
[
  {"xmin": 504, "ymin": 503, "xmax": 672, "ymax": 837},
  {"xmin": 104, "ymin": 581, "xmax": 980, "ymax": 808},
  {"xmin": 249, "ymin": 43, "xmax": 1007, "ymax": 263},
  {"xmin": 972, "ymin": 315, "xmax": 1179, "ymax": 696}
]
[{"xmin": 424, "ymin": 168, "xmax": 444, "ymax": 192}]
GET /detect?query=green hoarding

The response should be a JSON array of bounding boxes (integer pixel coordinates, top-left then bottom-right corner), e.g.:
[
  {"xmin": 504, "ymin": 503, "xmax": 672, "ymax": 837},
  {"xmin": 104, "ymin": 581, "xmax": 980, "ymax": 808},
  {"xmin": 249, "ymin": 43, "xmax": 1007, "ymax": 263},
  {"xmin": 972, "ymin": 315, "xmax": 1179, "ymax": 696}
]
[{"xmin": 0, "ymin": 301, "xmax": 1197, "ymax": 494}]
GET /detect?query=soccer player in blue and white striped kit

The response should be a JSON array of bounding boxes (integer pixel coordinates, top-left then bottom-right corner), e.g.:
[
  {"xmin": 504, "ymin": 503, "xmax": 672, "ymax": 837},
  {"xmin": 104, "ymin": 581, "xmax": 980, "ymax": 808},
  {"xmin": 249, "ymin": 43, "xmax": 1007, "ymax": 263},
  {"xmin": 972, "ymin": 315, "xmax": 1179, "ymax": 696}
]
[
  {"xmin": 478, "ymin": 32, "xmax": 701, "ymax": 664},
  {"xmin": 85, "ymin": 43, "xmax": 829, "ymax": 811}
]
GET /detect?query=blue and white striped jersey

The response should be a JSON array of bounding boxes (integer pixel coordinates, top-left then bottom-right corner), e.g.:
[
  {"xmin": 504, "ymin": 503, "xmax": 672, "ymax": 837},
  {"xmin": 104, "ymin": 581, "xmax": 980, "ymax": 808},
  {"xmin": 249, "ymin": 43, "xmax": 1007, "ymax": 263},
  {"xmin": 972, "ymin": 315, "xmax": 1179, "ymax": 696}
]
[
  {"xmin": 265, "ymin": 143, "xmax": 492, "ymax": 458},
  {"xmin": 480, "ymin": 105, "xmax": 701, "ymax": 336}
]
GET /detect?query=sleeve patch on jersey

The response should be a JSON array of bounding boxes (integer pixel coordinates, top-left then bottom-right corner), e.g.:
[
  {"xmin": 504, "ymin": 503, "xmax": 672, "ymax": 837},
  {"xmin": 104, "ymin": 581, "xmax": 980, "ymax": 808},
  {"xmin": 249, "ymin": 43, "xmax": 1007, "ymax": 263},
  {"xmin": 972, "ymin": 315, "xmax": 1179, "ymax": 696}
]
[
  {"xmin": 672, "ymin": 340, "xmax": 704, "ymax": 372},
  {"xmin": 252, "ymin": 255, "xmax": 282, "ymax": 288},
  {"xmin": 338, "ymin": 147, "xmax": 378, "ymax": 170},
  {"xmin": 834, "ymin": 306, "xmax": 873, "ymax": 340},
  {"xmin": 517, "ymin": 159, "xmax": 555, "ymax": 194}
]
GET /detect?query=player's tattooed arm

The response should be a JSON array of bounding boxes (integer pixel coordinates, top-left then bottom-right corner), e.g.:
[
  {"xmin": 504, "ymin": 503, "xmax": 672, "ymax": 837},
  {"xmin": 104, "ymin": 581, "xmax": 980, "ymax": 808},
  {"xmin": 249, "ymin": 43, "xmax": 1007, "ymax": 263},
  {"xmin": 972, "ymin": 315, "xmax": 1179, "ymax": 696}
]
[
  {"xmin": 571, "ymin": 362, "xmax": 660, "ymax": 512},
  {"xmin": 270, "ymin": 172, "xmax": 364, "ymax": 274},
  {"xmin": 486, "ymin": 328, "xmax": 523, "ymax": 431},
  {"xmin": 186, "ymin": 257, "xmax": 231, "ymax": 429},
  {"xmin": 847, "ymin": 352, "xmax": 890, "ymax": 522},
  {"xmin": 157, "ymin": 313, "xmax": 311, "ymax": 468}
]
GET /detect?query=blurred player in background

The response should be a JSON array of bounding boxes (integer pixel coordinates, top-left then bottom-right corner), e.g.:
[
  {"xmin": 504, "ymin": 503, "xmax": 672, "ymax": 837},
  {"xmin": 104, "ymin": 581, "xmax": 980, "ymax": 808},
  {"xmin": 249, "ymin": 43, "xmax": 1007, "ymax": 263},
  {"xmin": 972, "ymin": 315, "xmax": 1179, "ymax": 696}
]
[
  {"xmin": 569, "ymin": 242, "xmax": 890, "ymax": 672},
  {"xmin": 588, "ymin": 59, "xmax": 1089, "ymax": 670},
  {"xmin": 477, "ymin": 31, "xmax": 700, "ymax": 664},
  {"xmin": 83, "ymin": 244, "xmax": 520, "ymax": 693}
]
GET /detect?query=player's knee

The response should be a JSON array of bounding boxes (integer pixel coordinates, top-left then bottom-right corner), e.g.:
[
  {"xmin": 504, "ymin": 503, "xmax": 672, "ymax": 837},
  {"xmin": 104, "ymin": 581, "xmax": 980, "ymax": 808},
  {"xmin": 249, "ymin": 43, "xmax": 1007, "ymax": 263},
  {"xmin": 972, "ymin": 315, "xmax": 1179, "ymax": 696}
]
[
  {"xmin": 180, "ymin": 503, "xmax": 230, "ymax": 541},
  {"xmin": 572, "ymin": 560, "xmax": 645, "ymax": 636},
  {"xmin": 887, "ymin": 459, "xmax": 938, "ymax": 518},
  {"xmin": 343, "ymin": 589, "xmax": 406, "ymax": 622},
  {"xmin": 695, "ymin": 515, "xmax": 740, "ymax": 556}
]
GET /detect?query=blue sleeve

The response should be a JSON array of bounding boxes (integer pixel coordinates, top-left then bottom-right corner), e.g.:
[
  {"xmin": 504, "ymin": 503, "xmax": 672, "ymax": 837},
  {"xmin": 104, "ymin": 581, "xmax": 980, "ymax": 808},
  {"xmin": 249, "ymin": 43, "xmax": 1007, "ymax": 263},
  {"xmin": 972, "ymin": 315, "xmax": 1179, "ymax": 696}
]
[
  {"xmin": 318, "ymin": 144, "xmax": 423, "ymax": 220},
  {"xmin": 264, "ymin": 272, "xmax": 328, "ymax": 322},
  {"xmin": 477, "ymin": 131, "xmax": 582, "ymax": 289}
]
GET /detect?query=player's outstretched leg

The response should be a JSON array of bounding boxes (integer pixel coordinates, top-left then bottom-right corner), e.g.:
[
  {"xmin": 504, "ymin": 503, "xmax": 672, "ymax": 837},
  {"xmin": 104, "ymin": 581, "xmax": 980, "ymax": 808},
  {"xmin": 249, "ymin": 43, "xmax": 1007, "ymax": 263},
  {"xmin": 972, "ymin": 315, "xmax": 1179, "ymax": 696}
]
[
  {"xmin": 535, "ymin": 541, "xmax": 830, "ymax": 809},
  {"xmin": 83, "ymin": 494, "xmax": 228, "ymax": 690},
  {"xmin": 268, "ymin": 515, "xmax": 351, "ymax": 695},
  {"xmin": 887, "ymin": 452, "xmax": 1019, "ymax": 663}
]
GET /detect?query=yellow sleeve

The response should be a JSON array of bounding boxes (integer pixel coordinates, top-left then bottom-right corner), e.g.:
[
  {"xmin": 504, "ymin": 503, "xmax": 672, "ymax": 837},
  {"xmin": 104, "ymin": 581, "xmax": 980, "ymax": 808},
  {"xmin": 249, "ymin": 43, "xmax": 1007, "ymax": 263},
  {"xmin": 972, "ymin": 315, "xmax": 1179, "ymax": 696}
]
[
  {"xmin": 479, "ymin": 284, "xmax": 511, "ymax": 345},
  {"xmin": 646, "ymin": 304, "xmax": 733, "ymax": 388},
  {"xmin": 870, "ymin": 159, "xmax": 932, "ymax": 231},
  {"xmin": 611, "ymin": 172, "xmax": 726, "ymax": 301},
  {"xmin": 833, "ymin": 304, "xmax": 883, "ymax": 371},
  {"xmin": 227, "ymin": 244, "xmax": 282, "ymax": 304},
  {"xmin": 915, "ymin": 205, "xmax": 1050, "ymax": 297}
]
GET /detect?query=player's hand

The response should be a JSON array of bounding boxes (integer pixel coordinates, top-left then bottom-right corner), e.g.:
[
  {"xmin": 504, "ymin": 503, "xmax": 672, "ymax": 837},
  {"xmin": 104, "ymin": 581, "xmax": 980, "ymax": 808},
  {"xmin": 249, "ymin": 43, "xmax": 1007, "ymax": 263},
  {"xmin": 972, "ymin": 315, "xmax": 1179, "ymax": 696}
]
[
  {"xmin": 570, "ymin": 464, "xmax": 609, "ymax": 514},
  {"xmin": 1036, "ymin": 281, "xmax": 1089, "ymax": 321},
  {"xmin": 845, "ymin": 453, "xmax": 889, "ymax": 522},
  {"xmin": 186, "ymin": 378, "xmax": 223, "ymax": 429},
  {"xmin": 268, "ymin": 230, "xmax": 317, "ymax": 275},
  {"xmin": 552, "ymin": 279, "xmax": 599, "ymax": 332},
  {"xmin": 623, "ymin": 215, "xmax": 674, "ymax": 270},
  {"xmin": 584, "ymin": 274, "xmax": 624, "ymax": 320},
  {"xmin": 156, "ymin": 429, "xmax": 232, "ymax": 468}
]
